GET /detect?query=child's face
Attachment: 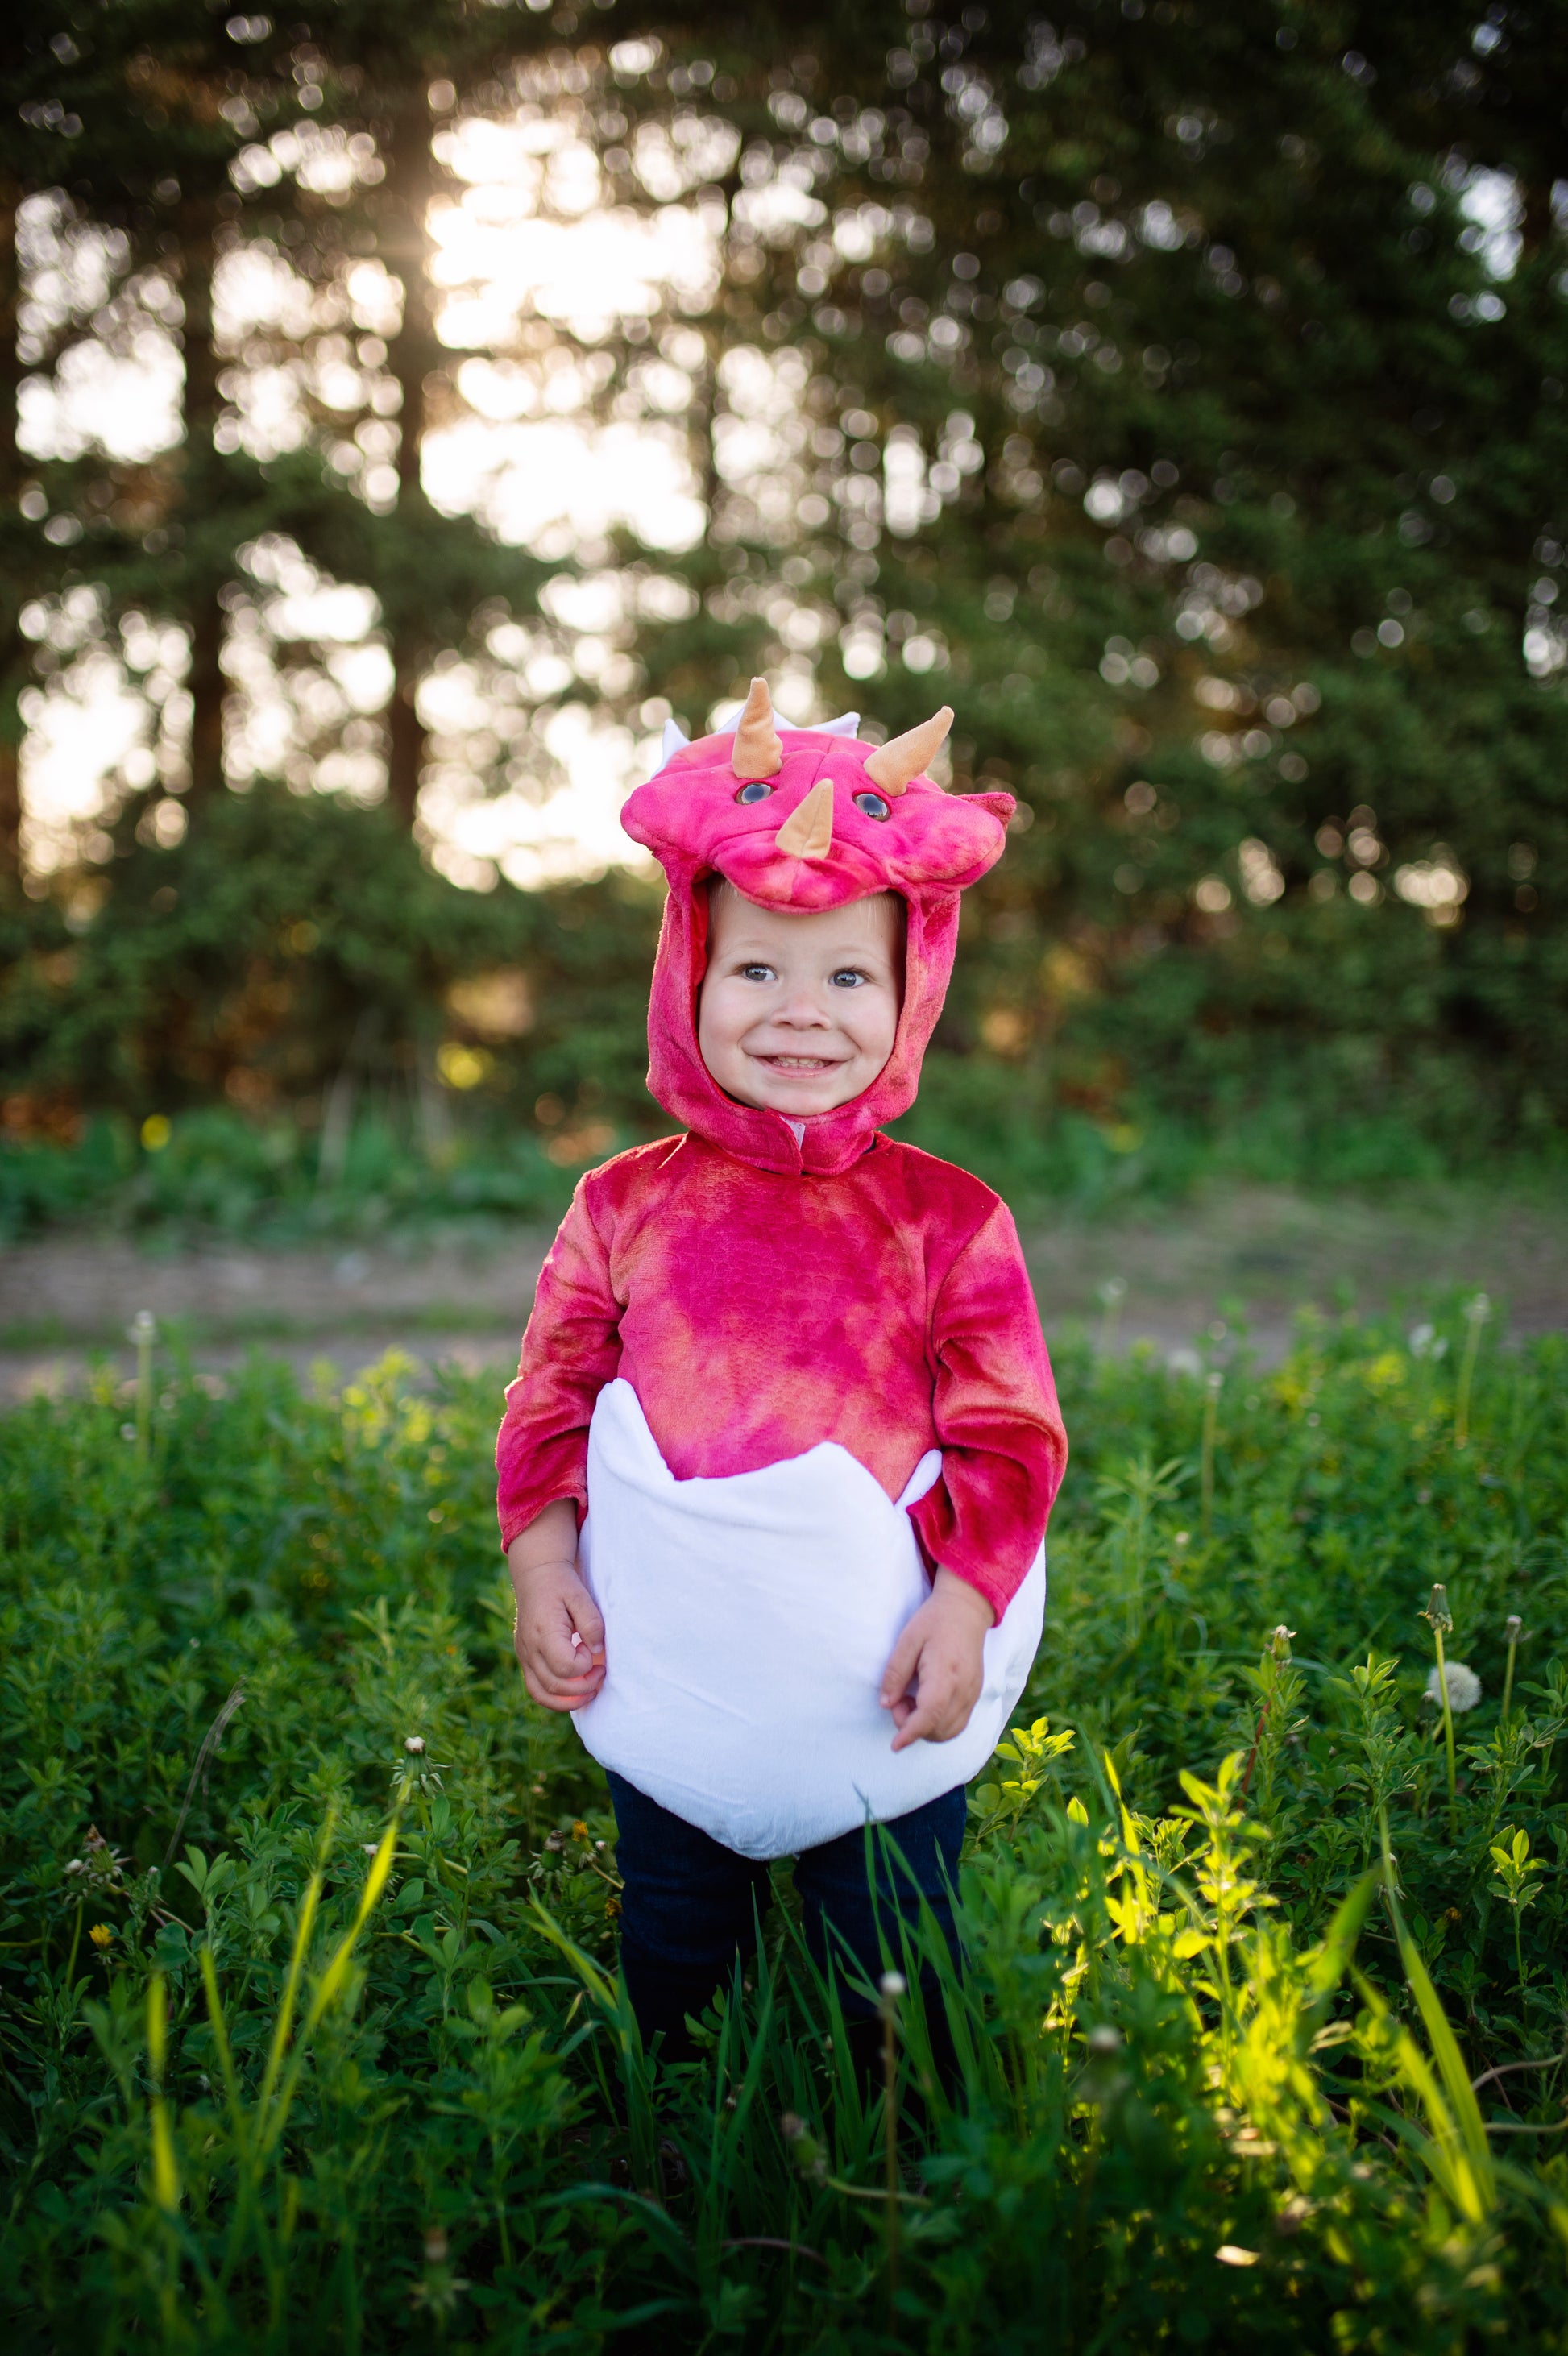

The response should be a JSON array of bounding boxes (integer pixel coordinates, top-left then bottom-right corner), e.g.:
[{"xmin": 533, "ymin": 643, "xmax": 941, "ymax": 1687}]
[{"xmin": 697, "ymin": 886, "xmax": 903, "ymax": 1117}]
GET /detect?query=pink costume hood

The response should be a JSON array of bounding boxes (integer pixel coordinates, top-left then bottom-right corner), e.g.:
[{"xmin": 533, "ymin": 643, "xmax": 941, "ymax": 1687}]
[{"xmin": 620, "ymin": 680, "xmax": 1014, "ymax": 1176}]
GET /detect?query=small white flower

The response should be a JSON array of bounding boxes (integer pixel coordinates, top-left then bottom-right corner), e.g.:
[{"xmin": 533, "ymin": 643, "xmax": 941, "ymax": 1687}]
[
  {"xmin": 1425, "ymin": 1661, "xmax": 1482, "ymax": 1712},
  {"xmin": 1088, "ymin": 2023, "xmax": 1122, "ymax": 2051},
  {"xmin": 404, "ymin": 1735, "xmax": 425, "ymax": 1754}
]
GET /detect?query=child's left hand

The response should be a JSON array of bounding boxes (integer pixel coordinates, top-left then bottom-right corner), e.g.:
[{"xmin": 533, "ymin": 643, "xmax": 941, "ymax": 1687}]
[{"xmin": 879, "ymin": 1568, "xmax": 993, "ymax": 1751}]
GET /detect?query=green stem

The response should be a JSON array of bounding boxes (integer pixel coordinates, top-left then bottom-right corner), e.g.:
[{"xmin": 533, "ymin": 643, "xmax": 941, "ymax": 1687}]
[
  {"xmin": 883, "ymin": 2002, "xmax": 900, "ymax": 2325},
  {"xmin": 1503, "ymin": 1634, "xmax": 1519, "ymax": 1722},
  {"xmin": 1454, "ymin": 1303, "xmax": 1487, "ymax": 1450},
  {"xmin": 1201, "ymin": 1374, "xmax": 1222, "ymax": 1538},
  {"xmin": 136, "ymin": 1330, "xmax": 152, "ymax": 1461},
  {"xmin": 1434, "ymin": 1626, "xmax": 1458, "ymax": 1821}
]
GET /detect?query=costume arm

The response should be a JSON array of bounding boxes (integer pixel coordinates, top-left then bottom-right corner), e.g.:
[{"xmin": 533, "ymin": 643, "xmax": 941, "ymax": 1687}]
[
  {"xmin": 495, "ymin": 1180, "xmax": 623, "ymax": 1551},
  {"xmin": 907, "ymin": 1200, "xmax": 1067, "ymax": 1621}
]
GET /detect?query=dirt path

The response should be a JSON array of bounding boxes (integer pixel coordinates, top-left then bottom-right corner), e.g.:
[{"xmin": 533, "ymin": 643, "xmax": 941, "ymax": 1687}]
[{"xmin": 5, "ymin": 1179, "xmax": 1566, "ymax": 1401}]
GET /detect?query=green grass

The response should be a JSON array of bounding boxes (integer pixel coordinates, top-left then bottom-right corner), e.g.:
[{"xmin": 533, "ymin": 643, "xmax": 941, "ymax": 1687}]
[
  {"xmin": 2, "ymin": 1305, "xmax": 1566, "ymax": 2350},
  {"xmin": 7, "ymin": 1093, "xmax": 1566, "ymax": 1253},
  {"xmin": 0, "ymin": 1108, "xmax": 580, "ymax": 1251}
]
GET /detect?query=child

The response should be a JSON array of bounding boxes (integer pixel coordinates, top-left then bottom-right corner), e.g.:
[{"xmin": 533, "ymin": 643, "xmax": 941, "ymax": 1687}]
[{"xmin": 497, "ymin": 681, "xmax": 1067, "ymax": 2051}]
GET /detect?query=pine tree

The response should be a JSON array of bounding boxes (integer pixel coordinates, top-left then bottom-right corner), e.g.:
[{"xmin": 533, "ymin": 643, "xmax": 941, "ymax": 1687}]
[
  {"xmin": 558, "ymin": 0, "xmax": 1568, "ymax": 1149},
  {"xmin": 6, "ymin": 1, "xmax": 1565, "ymax": 1159}
]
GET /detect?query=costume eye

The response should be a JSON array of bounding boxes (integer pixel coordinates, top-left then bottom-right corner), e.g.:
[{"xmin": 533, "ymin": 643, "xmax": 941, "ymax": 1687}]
[
  {"xmin": 852, "ymin": 790, "xmax": 890, "ymax": 821},
  {"xmin": 735, "ymin": 780, "xmax": 774, "ymax": 805}
]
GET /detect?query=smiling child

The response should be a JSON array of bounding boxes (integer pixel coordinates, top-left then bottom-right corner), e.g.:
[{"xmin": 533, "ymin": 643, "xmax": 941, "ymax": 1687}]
[{"xmin": 496, "ymin": 681, "xmax": 1066, "ymax": 2054}]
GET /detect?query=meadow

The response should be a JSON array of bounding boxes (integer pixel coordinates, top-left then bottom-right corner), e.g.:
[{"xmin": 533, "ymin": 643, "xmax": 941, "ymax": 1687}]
[{"xmin": 2, "ymin": 1298, "xmax": 1566, "ymax": 2351}]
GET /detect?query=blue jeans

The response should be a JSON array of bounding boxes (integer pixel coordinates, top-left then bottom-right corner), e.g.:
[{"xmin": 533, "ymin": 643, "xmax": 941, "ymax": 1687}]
[{"xmin": 607, "ymin": 1770, "xmax": 966, "ymax": 2055}]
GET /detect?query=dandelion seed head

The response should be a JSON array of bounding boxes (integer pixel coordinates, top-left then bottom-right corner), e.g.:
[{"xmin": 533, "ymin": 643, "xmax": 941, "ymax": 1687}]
[
  {"xmin": 1425, "ymin": 1661, "xmax": 1482, "ymax": 1712},
  {"xmin": 879, "ymin": 1970, "xmax": 906, "ymax": 2000},
  {"xmin": 1504, "ymin": 1615, "xmax": 1523, "ymax": 1640},
  {"xmin": 404, "ymin": 1735, "xmax": 425, "ymax": 1754},
  {"xmin": 1088, "ymin": 2023, "xmax": 1122, "ymax": 2051}
]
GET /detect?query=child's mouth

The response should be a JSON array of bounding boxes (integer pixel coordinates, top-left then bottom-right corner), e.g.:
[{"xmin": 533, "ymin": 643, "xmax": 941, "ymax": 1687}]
[{"xmin": 754, "ymin": 1055, "xmax": 844, "ymax": 1075}]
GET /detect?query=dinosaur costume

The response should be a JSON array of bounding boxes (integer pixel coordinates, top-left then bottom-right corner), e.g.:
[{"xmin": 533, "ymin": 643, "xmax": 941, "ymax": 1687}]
[{"xmin": 496, "ymin": 682, "xmax": 1067, "ymax": 1860}]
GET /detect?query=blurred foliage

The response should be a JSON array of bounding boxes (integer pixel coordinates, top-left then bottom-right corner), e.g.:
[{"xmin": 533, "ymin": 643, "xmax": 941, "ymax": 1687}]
[
  {"xmin": 0, "ymin": 783, "xmax": 667, "ymax": 1225},
  {"xmin": 2, "ymin": 778, "xmax": 1559, "ymax": 1238},
  {"xmin": 2, "ymin": 1307, "xmax": 1568, "ymax": 2346},
  {"xmin": 6, "ymin": 0, "xmax": 1568, "ymax": 1187}
]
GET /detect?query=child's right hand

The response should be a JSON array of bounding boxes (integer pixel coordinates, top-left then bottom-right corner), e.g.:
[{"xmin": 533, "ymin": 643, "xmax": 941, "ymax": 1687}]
[{"xmin": 508, "ymin": 1516, "xmax": 606, "ymax": 1711}]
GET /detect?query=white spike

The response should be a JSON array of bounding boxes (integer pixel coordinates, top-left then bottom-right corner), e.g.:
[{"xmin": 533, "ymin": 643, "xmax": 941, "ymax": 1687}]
[
  {"xmin": 660, "ymin": 718, "xmax": 690, "ymax": 760},
  {"xmin": 819, "ymin": 711, "xmax": 860, "ymax": 737}
]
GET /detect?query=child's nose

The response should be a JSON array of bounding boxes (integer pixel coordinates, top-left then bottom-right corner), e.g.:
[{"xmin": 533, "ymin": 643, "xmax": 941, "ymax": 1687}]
[{"xmin": 774, "ymin": 987, "xmax": 831, "ymax": 1026}]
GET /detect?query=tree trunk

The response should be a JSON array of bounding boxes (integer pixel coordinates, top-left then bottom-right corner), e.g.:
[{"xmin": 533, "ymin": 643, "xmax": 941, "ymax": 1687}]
[
  {"xmin": 179, "ymin": 205, "xmax": 227, "ymax": 807},
  {"xmin": 384, "ymin": 103, "xmax": 440, "ymax": 828},
  {"xmin": 0, "ymin": 183, "xmax": 24, "ymax": 891}
]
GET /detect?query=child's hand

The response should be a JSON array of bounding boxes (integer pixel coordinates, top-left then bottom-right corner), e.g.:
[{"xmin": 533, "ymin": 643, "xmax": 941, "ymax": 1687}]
[
  {"xmin": 508, "ymin": 1505, "xmax": 605, "ymax": 1711},
  {"xmin": 879, "ymin": 1568, "xmax": 993, "ymax": 1751}
]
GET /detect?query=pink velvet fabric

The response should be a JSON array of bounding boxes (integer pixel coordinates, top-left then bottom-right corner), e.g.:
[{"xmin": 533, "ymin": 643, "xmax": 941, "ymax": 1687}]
[
  {"xmin": 623, "ymin": 725, "xmax": 1013, "ymax": 1176},
  {"xmin": 496, "ymin": 1132, "xmax": 1064, "ymax": 1619},
  {"xmin": 494, "ymin": 719, "xmax": 1068, "ymax": 1620}
]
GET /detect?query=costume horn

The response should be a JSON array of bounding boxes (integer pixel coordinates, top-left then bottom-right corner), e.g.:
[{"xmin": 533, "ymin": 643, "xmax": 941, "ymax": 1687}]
[
  {"xmin": 774, "ymin": 777, "xmax": 834, "ymax": 860},
  {"xmin": 863, "ymin": 705, "xmax": 954, "ymax": 797},
  {"xmin": 730, "ymin": 677, "xmax": 783, "ymax": 781},
  {"xmin": 660, "ymin": 718, "xmax": 690, "ymax": 760}
]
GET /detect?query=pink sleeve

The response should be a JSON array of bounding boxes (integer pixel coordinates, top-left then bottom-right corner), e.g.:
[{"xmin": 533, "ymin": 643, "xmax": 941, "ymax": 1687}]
[
  {"xmin": 906, "ymin": 1201, "xmax": 1067, "ymax": 1623},
  {"xmin": 495, "ymin": 1180, "xmax": 623, "ymax": 1552}
]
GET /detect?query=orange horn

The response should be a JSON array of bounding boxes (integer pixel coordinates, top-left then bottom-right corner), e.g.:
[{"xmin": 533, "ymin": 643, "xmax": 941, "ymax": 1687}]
[
  {"xmin": 774, "ymin": 777, "xmax": 834, "ymax": 860},
  {"xmin": 731, "ymin": 676, "xmax": 783, "ymax": 781},
  {"xmin": 863, "ymin": 705, "xmax": 954, "ymax": 797}
]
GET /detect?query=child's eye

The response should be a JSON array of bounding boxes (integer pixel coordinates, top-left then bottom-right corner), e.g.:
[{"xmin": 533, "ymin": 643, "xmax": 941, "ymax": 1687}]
[
  {"xmin": 739, "ymin": 962, "xmax": 774, "ymax": 981},
  {"xmin": 831, "ymin": 968, "xmax": 867, "ymax": 988}
]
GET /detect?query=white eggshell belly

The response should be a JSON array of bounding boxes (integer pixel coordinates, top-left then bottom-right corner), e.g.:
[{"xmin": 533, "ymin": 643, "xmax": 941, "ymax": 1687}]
[{"xmin": 573, "ymin": 1379, "xmax": 1046, "ymax": 1860}]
